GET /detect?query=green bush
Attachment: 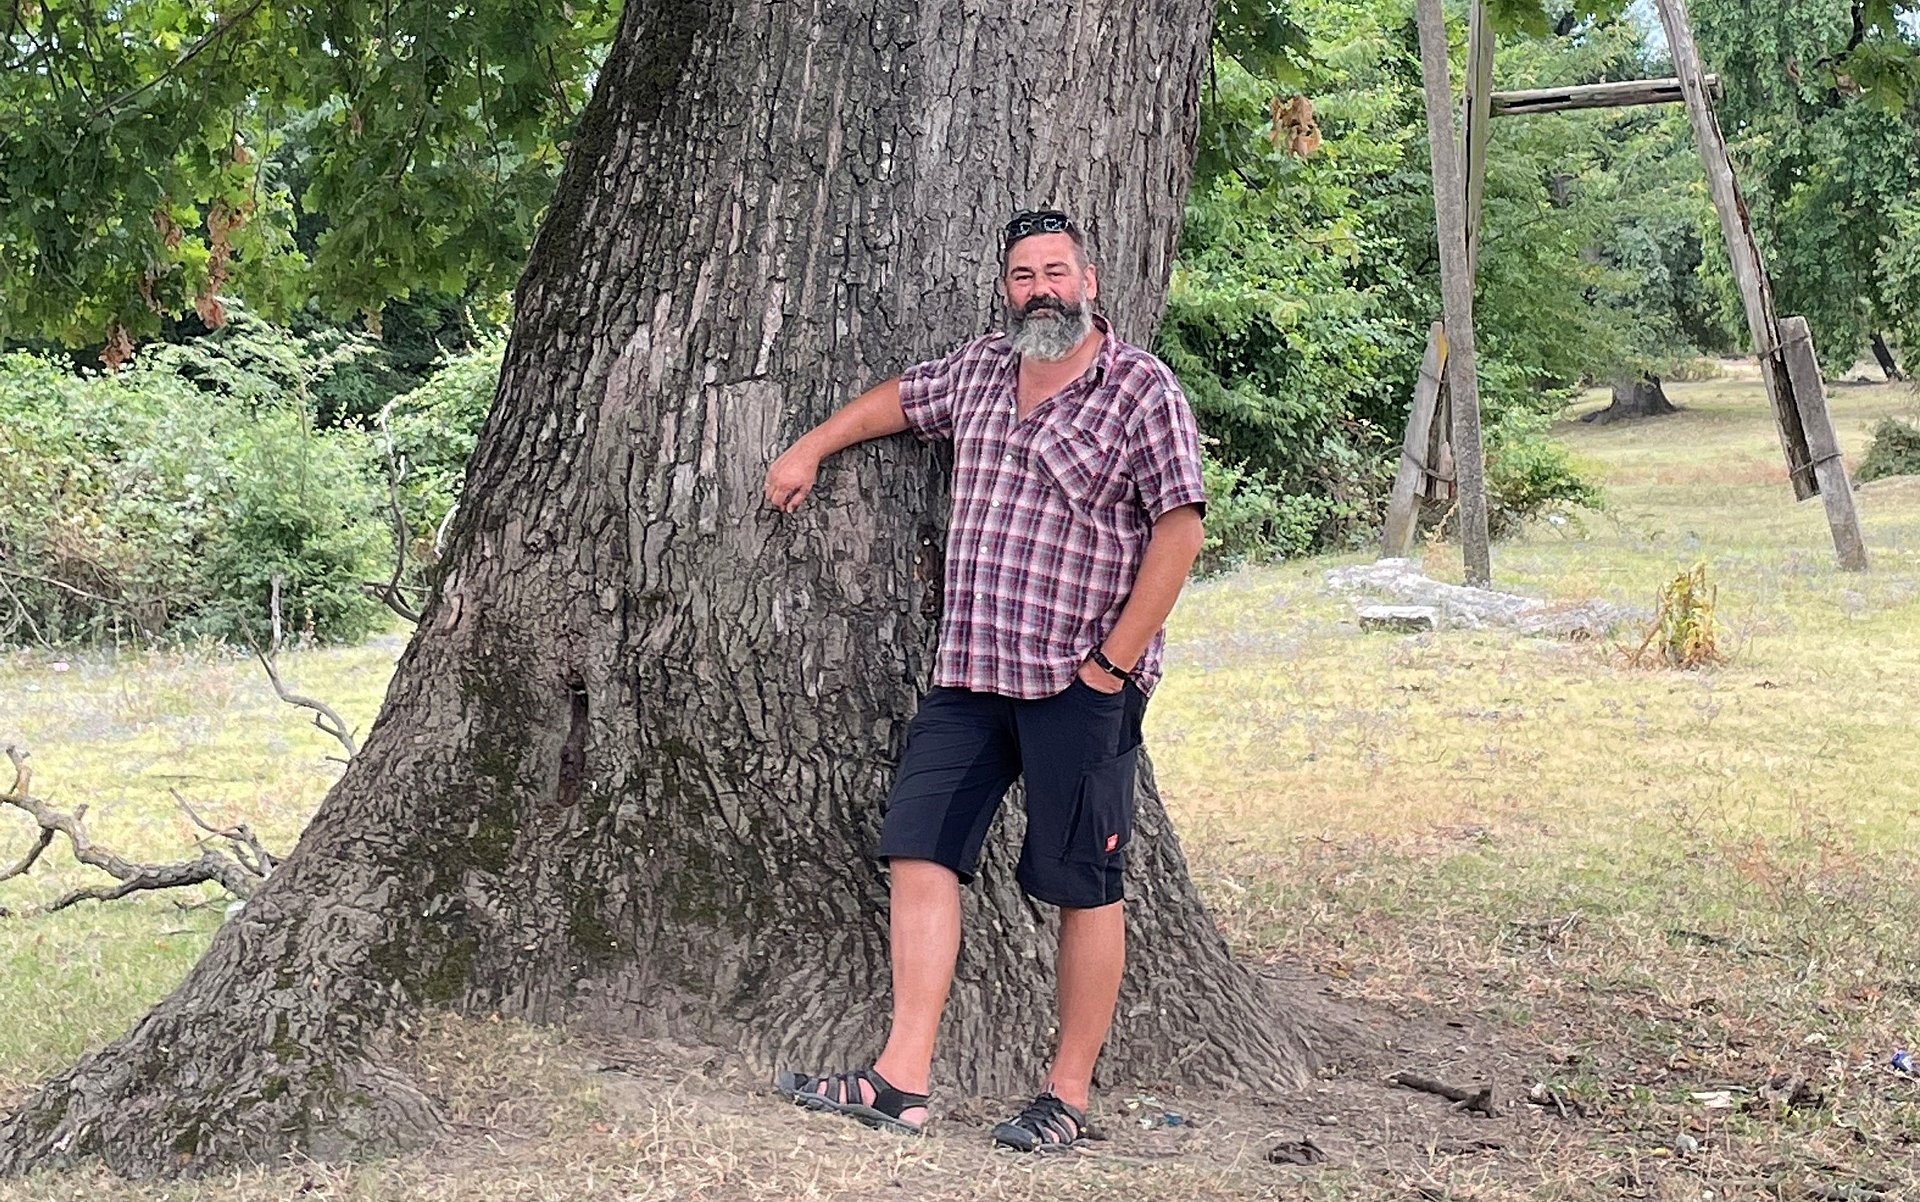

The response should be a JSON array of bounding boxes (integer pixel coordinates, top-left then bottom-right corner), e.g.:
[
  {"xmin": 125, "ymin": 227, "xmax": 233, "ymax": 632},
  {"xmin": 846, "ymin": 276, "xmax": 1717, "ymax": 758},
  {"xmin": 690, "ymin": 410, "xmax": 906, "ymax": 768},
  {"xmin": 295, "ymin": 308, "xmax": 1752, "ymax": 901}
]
[
  {"xmin": 1856, "ymin": 416, "xmax": 1920, "ymax": 484},
  {"xmin": 0, "ymin": 349, "xmax": 388, "ymax": 646},
  {"xmin": 1197, "ymin": 452, "xmax": 1341, "ymax": 574},
  {"xmin": 1484, "ymin": 407, "xmax": 1603, "ymax": 536},
  {"xmin": 385, "ymin": 341, "xmax": 501, "ymax": 525}
]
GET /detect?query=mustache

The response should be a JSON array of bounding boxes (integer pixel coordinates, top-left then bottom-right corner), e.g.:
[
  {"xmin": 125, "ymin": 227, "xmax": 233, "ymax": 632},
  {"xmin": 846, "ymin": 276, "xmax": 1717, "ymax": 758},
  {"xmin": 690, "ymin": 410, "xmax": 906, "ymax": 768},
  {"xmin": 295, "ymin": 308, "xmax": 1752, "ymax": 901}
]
[{"xmin": 1019, "ymin": 295, "xmax": 1076, "ymax": 317}]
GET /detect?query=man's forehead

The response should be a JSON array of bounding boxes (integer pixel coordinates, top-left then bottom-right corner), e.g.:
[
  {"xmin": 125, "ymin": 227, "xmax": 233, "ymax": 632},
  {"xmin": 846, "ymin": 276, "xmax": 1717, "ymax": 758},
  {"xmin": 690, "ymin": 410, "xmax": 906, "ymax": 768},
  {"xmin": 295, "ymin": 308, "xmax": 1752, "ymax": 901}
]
[{"xmin": 1003, "ymin": 232, "xmax": 1083, "ymax": 272}]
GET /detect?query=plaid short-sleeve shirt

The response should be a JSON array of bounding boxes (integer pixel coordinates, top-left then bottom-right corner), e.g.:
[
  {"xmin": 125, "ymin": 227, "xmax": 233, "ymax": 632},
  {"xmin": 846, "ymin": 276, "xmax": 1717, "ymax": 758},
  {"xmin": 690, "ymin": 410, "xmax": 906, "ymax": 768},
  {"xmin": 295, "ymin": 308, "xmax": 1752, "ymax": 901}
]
[{"xmin": 900, "ymin": 314, "xmax": 1207, "ymax": 699}]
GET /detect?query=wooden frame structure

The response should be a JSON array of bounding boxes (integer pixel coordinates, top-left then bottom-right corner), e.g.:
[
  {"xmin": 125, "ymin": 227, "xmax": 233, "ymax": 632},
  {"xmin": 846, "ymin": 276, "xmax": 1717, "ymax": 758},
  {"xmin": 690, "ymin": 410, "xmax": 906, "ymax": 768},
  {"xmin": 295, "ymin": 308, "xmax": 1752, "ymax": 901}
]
[{"xmin": 1385, "ymin": 0, "xmax": 1868, "ymax": 574}]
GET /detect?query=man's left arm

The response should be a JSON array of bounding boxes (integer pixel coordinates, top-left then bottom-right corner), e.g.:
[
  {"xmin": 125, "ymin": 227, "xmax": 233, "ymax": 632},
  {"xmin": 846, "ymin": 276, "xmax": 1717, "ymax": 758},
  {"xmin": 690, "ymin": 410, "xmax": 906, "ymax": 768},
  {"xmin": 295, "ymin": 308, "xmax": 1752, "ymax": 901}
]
[
  {"xmin": 1080, "ymin": 370, "xmax": 1209, "ymax": 691},
  {"xmin": 1079, "ymin": 504, "xmax": 1205, "ymax": 690}
]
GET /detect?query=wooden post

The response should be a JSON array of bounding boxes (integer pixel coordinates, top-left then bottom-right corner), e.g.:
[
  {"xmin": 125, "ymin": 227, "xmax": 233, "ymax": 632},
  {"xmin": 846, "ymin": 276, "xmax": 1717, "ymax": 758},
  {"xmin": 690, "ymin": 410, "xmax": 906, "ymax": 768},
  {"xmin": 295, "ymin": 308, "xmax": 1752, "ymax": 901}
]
[
  {"xmin": 1779, "ymin": 316, "xmax": 1870, "ymax": 571},
  {"xmin": 1414, "ymin": 0, "xmax": 1491, "ymax": 585},
  {"xmin": 1381, "ymin": 2, "xmax": 1489, "ymax": 560},
  {"xmin": 1462, "ymin": 0, "xmax": 1494, "ymax": 277},
  {"xmin": 1653, "ymin": 0, "xmax": 1816, "ymax": 500},
  {"xmin": 1382, "ymin": 322, "xmax": 1448, "ymax": 557}
]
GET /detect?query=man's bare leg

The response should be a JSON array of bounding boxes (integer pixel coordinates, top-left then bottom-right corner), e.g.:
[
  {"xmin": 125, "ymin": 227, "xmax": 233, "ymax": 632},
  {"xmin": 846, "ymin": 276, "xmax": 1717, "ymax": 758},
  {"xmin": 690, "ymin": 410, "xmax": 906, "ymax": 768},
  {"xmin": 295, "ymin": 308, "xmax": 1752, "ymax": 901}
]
[
  {"xmin": 854, "ymin": 856, "xmax": 961, "ymax": 1126},
  {"xmin": 1042, "ymin": 900, "xmax": 1125, "ymax": 1112}
]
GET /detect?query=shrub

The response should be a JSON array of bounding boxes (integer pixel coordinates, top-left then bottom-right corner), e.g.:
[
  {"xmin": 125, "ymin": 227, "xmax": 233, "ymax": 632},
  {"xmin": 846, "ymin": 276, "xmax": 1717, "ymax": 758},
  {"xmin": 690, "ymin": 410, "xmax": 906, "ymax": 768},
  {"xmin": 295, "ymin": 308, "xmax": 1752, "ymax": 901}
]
[
  {"xmin": 0, "ymin": 349, "xmax": 388, "ymax": 646},
  {"xmin": 1484, "ymin": 407, "xmax": 1603, "ymax": 536},
  {"xmin": 1197, "ymin": 453, "xmax": 1339, "ymax": 575},
  {"xmin": 1856, "ymin": 416, "xmax": 1920, "ymax": 484},
  {"xmin": 1630, "ymin": 564, "xmax": 1726, "ymax": 670}
]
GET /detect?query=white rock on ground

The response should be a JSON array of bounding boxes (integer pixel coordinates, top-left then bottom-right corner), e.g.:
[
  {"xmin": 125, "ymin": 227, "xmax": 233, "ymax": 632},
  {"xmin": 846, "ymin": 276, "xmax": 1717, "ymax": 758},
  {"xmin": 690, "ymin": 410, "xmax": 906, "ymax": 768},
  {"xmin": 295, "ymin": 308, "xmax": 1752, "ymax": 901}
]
[
  {"xmin": 1325, "ymin": 558, "xmax": 1638, "ymax": 638},
  {"xmin": 1356, "ymin": 605, "xmax": 1438, "ymax": 633}
]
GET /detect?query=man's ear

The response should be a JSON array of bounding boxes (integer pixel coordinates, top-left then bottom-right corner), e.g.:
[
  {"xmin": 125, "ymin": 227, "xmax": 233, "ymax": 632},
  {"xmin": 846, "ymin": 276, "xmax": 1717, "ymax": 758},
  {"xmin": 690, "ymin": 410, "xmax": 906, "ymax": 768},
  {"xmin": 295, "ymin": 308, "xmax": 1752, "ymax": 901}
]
[{"xmin": 1084, "ymin": 263, "xmax": 1099, "ymax": 302}]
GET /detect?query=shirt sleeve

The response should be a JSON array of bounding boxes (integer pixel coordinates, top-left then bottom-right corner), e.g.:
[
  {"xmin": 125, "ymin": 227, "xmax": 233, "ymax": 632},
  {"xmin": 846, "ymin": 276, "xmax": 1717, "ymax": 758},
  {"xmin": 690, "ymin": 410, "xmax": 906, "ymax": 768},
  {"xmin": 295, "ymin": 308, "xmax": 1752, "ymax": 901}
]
[
  {"xmin": 896, "ymin": 337, "xmax": 988, "ymax": 443},
  {"xmin": 1126, "ymin": 372, "xmax": 1209, "ymax": 522}
]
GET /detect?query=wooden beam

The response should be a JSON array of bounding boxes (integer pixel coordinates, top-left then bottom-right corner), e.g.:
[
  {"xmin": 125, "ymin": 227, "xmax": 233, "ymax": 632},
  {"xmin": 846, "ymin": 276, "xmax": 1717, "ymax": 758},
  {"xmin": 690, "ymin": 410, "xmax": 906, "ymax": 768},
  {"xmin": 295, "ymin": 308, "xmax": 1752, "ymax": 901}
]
[
  {"xmin": 1462, "ymin": 2, "xmax": 1495, "ymax": 275},
  {"xmin": 1414, "ymin": 0, "xmax": 1491, "ymax": 585},
  {"xmin": 1382, "ymin": 322, "xmax": 1448, "ymax": 558},
  {"xmin": 1489, "ymin": 75, "xmax": 1720, "ymax": 116},
  {"xmin": 1653, "ymin": 0, "xmax": 1816, "ymax": 500},
  {"xmin": 1779, "ymin": 317, "xmax": 1870, "ymax": 571}
]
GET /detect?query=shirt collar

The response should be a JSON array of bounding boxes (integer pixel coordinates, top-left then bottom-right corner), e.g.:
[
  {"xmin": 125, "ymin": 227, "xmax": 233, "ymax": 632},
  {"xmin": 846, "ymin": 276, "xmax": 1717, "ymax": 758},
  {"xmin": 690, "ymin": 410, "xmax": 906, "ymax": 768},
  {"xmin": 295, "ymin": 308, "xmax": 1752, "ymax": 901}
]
[{"xmin": 1086, "ymin": 313, "xmax": 1115, "ymax": 385}]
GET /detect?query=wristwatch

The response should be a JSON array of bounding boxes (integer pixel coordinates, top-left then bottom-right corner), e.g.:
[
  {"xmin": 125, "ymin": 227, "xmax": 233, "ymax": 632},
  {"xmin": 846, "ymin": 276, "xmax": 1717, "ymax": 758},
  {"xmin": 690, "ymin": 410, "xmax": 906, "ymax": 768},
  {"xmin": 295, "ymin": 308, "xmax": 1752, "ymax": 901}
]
[{"xmin": 1087, "ymin": 648, "xmax": 1132, "ymax": 683}]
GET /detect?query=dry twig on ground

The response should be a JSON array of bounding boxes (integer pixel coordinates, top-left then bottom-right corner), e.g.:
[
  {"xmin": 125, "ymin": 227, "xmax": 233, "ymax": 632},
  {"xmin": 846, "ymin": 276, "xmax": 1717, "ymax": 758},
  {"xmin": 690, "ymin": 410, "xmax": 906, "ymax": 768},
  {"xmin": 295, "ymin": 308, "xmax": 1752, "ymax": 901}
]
[{"xmin": 1387, "ymin": 1070, "xmax": 1501, "ymax": 1117}]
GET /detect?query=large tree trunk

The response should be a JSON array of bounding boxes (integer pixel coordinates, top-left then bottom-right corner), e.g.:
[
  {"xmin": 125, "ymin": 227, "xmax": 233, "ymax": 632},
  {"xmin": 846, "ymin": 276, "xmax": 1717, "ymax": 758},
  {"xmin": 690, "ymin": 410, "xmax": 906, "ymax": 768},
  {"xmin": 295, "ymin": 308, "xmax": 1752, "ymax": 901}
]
[
  {"xmin": 0, "ymin": 0, "xmax": 1318, "ymax": 1180},
  {"xmin": 1582, "ymin": 374, "xmax": 1680, "ymax": 424}
]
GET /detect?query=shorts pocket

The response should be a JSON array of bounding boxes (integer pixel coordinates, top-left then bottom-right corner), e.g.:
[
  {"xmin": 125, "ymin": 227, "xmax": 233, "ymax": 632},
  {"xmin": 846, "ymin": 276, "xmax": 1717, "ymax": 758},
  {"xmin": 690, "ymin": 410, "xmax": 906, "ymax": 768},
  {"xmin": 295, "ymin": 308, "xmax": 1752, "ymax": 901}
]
[
  {"xmin": 1062, "ymin": 746, "xmax": 1139, "ymax": 864},
  {"xmin": 1065, "ymin": 675, "xmax": 1127, "ymax": 704}
]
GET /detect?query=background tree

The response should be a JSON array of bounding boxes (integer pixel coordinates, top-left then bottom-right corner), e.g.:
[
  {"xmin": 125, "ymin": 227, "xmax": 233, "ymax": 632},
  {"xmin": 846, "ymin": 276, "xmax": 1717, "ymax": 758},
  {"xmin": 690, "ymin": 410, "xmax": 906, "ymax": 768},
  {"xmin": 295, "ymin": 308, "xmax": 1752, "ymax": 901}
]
[
  {"xmin": 0, "ymin": 0, "xmax": 613, "ymax": 351},
  {"xmin": 1692, "ymin": 0, "xmax": 1920, "ymax": 375},
  {"xmin": 0, "ymin": 0, "xmax": 1326, "ymax": 1178},
  {"xmin": 1165, "ymin": 0, "xmax": 1725, "ymax": 558},
  {"xmin": 1485, "ymin": 13, "xmax": 1731, "ymax": 423}
]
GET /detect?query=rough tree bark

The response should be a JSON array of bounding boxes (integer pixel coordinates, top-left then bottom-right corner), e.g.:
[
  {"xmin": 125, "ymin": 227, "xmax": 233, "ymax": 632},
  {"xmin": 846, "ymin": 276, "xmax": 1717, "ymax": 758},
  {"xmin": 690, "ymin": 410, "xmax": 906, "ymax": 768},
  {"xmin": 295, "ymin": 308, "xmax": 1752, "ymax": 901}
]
[
  {"xmin": 0, "ymin": 0, "xmax": 1320, "ymax": 1179},
  {"xmin": 1583, "ymin": 375, "xmax": 1680, "ymax": 425}
]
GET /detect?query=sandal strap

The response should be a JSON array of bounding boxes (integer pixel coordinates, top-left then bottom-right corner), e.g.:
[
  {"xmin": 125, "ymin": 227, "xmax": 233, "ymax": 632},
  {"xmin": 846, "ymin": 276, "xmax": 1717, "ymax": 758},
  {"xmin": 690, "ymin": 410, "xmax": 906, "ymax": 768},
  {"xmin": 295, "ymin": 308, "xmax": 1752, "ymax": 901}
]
[
  {"xmin": 801, "ymin": 1068, "xmax": 928, "ymax": 1120},
  {"xmin": 1009, "ymin": 1091, "xmax": 1085, "ymax": 1144},
  {"xmin": 860, "ymin": 1067, "xmax": 929, "ymax": 1118}
]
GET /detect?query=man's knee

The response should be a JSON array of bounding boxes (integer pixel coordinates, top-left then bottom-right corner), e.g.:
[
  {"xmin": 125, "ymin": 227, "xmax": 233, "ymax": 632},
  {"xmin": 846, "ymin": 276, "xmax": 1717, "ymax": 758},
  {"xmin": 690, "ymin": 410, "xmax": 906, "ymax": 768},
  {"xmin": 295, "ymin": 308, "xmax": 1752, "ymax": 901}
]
[
  {"xmin": 885, "ymin": 857, "xmax": 961, "ymax": 889},
  {"xmin": 1058, "ymin": 899, "xmax": 1125, "ymax": 916}
]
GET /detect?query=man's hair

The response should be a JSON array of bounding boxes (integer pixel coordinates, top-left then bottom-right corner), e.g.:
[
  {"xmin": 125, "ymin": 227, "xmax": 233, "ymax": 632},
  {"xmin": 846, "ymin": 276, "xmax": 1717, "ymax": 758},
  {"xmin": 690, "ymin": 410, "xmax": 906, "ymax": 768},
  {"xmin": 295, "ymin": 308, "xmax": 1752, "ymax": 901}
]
[{"xmin": 1000, "ymin": 209, "xmax": 1092, "ymax": 270}]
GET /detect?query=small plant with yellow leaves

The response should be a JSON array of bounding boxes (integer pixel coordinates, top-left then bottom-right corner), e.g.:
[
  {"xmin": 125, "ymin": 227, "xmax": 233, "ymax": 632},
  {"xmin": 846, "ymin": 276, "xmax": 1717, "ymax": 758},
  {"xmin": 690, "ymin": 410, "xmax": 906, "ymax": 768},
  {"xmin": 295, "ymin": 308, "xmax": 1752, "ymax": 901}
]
[{"xmin": 1630, "ymin": 564, "xmax": 1727, "ymax": 669}]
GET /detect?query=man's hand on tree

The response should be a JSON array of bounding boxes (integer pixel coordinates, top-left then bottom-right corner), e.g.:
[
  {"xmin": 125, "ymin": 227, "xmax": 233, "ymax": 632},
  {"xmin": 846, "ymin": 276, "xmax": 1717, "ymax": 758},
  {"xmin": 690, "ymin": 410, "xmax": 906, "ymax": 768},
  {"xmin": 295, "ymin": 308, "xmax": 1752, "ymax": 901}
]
[{"xmin": 765, "ymin": 445, "xmax": 822, "ymax": 512}]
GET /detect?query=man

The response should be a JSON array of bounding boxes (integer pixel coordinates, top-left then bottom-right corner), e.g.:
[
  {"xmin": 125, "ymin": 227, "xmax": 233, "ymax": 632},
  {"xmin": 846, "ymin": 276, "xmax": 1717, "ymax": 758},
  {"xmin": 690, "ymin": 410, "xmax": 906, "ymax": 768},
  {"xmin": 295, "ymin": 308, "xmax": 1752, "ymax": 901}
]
[{"xmin": 763, "ymin": 209, "xmax": 1207, "ymax": 1151}]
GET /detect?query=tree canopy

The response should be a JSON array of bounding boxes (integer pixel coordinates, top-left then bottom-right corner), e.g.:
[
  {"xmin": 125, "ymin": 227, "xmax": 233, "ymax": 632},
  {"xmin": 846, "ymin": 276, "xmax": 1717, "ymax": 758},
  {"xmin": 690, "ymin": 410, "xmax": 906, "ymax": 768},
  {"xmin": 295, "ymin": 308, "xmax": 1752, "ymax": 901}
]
[
  {"xmin": 7, "ymin": 0, "xmax": 1915, "ymax": 358},
  {"xmin": 1694, "ymin": 0, "xmax": 1920, "ymax": 369},
  {"xmin": 2, "ymin": 0, "xmax": 613, "ymax": 352}
]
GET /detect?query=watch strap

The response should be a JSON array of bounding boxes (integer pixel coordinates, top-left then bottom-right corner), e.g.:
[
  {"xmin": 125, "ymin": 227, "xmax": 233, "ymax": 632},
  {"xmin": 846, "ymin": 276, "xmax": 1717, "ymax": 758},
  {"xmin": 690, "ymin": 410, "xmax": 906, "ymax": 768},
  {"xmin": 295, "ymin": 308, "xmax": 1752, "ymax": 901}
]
[{"xmin": 1088, "ymin": 648, "xmax": 1132, "ymax": 682}]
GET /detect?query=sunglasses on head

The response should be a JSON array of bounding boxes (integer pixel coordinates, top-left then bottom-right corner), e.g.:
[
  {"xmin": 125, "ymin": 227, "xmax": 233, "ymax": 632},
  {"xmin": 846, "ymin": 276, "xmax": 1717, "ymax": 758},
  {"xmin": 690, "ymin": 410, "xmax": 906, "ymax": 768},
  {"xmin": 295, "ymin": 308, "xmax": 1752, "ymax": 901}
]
[{"xmin": 1003, "ymin": 210, "xmax": 1078, "ymax": 246}]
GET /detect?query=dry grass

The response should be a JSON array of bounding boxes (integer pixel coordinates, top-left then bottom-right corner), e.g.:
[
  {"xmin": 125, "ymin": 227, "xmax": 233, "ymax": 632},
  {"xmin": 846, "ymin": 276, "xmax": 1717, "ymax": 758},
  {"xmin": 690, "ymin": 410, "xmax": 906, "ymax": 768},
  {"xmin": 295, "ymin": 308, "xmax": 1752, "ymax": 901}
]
[{"xmin": 2, "ymin": 364, "xmax": 1919, "ymax": 1199}]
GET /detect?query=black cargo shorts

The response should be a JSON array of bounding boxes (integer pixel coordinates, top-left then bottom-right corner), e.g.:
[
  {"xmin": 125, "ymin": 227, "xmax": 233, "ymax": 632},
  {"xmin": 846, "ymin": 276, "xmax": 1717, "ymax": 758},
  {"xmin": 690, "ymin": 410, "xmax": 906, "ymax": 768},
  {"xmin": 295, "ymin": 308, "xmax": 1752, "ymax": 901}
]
[{"xmin": 876, "ymin": 678, "xmax": 1146, "ymax": 909}]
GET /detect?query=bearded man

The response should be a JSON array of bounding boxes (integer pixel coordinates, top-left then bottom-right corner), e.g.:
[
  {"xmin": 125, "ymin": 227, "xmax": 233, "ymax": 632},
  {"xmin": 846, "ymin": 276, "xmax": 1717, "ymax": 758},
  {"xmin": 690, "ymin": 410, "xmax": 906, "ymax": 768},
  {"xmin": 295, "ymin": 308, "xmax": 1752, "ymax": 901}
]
[{"xmin": 762, "ymin": 209, "xmax": 1207, "ymax": 1151}]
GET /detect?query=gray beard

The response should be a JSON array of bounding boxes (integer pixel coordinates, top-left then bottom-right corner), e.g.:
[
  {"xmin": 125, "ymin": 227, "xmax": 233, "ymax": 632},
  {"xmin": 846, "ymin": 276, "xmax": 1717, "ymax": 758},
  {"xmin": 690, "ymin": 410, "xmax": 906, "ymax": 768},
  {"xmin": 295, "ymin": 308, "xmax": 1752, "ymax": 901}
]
[{"xmin": 1009, "ymin": 306, "xmax": 1093, "ymax": 362}]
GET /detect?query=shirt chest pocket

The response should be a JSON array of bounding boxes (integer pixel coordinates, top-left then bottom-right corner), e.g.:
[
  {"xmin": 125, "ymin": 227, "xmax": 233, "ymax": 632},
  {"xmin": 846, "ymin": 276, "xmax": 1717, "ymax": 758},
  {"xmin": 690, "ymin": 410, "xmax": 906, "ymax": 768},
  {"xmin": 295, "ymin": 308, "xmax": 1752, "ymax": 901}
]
[{"xmin": 1034, "ymin": 426, "xmax": 1128, "ymax": 510}]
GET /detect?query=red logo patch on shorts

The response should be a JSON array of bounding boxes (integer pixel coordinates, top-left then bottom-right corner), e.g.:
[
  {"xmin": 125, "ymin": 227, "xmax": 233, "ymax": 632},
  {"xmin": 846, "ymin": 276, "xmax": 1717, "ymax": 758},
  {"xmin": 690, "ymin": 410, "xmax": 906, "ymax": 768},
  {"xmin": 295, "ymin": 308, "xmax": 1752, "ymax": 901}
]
[{"xmin": 1104, "ymin": 833, "xmax": 1120, "ymax": 852}]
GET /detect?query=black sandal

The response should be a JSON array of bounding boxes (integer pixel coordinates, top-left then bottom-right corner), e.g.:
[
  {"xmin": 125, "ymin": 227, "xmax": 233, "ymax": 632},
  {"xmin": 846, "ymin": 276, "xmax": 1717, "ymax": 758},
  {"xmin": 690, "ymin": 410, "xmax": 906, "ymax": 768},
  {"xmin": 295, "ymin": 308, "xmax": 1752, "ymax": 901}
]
[
  {"xmin": 991, "ymin": 1090, "xmax": 1088, "ymax": 1152},
  {"xmin": 774, "ymin": 1067, "xmax": 928, "ymax": 1135}
]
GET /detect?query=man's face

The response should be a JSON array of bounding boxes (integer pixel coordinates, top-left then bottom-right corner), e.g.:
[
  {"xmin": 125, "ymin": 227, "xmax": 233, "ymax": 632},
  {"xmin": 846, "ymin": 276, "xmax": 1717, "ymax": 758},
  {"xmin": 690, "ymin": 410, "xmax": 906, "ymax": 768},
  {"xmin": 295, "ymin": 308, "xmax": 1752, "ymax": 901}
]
[{"xmin": 1002, "ymin": 233, "xmax": 1098, "ymax": 362}]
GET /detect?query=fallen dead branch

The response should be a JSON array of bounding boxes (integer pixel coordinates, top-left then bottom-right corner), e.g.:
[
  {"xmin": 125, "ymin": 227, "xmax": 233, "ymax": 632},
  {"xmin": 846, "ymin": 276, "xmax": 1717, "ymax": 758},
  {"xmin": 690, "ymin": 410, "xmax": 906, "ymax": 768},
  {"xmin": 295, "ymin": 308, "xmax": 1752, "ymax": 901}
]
[
  {"xmin": 1387, "ymin": 1070, "xmax": 1501, "ymax": 1117},
  {"xmin": 0, "ymin": 746, "xmax": 272, "ymax": 911}
]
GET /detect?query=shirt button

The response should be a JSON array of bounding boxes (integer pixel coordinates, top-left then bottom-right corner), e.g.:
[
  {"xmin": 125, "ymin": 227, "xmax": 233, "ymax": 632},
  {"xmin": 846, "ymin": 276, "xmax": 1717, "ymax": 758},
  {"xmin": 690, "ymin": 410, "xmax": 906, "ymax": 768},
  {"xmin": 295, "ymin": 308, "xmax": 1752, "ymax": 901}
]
[
  {"xmin": 990, "ymin": 501, "xmax": 1000, "ymax": 509},
  {"xmin": 1003, "ymin": 453, "xmax": 1013, "ymax": 464}
]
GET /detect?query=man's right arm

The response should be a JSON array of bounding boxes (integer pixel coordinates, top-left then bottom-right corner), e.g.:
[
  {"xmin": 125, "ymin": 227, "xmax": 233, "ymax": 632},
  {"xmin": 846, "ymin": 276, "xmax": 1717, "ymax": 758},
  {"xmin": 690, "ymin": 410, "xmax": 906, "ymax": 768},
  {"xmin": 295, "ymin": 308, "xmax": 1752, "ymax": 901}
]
[{"xmin": 764, "ymin": 377, "xmax": 909, "ymax": 512}]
